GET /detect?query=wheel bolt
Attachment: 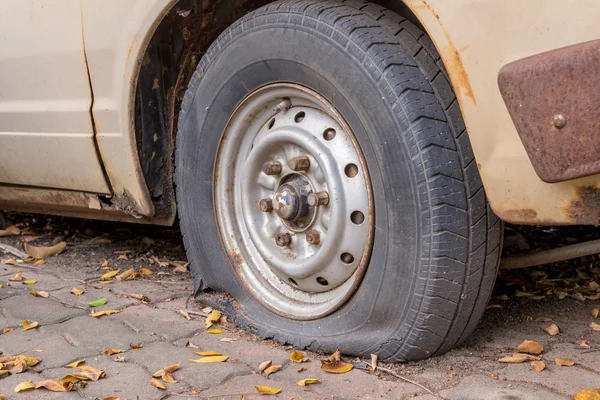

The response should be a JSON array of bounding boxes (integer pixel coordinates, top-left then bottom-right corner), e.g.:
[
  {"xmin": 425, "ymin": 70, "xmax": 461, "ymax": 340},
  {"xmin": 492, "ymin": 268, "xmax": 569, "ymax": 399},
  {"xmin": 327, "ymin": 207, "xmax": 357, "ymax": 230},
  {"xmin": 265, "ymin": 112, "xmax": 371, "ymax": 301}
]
[
  {"xmin": 259, "ymin": 198, "xmax": 273, "ymax": 212},
  {"xmin": 289, "ymin": 156, "xmax": 310, "ymax": 172},
  {"xmin": 275, "ymin": 233, "xmax": 292, "ymax": 247},
  {"xmin": 263, "ymin": 161, "xmax": 282, "ymax": 176},
  {"xmin": 306, "ymin": 229, "xmax": 321, "ymax": 245},
  {"xmin": 308, "ymin": 191, "xmax": 330, "ymax": 207},
  {"xmin": 273, "ymin": 99, "xmax": 292, "ymax": 114}
]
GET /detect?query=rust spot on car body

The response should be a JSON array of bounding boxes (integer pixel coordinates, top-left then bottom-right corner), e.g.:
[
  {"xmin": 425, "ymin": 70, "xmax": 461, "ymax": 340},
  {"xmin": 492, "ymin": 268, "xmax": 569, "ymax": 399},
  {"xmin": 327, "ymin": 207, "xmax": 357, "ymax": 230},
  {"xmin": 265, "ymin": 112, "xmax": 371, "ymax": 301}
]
[
  {"xmin": 567, "ymin": 186, "xmax": 600, "ymax": 225},
  {"xmin": 227, "ymin": 250, "xmax": 244, "ymax": 269},
  {"xmin": 502, "ymin": 209, "xmax": 538, "ymax": 222},
  {"xmin": 409, "ymin": 0, "xmax": 476, "ymax": 105}
]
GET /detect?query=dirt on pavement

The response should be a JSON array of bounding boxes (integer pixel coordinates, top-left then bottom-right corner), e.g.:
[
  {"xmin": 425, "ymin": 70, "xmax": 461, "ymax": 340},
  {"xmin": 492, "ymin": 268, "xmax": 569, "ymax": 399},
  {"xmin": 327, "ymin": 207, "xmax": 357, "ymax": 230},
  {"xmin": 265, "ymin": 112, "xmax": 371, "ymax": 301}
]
[{"xmin": 0, "ymin": 213, "xmax": 599, "ymax": 399}]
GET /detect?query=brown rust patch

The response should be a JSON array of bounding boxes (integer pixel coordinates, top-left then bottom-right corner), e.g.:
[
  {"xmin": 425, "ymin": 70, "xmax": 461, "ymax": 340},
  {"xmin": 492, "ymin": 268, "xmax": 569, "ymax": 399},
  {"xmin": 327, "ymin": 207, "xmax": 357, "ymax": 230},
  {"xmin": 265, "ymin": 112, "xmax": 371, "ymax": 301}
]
[
  {"xmin": 227, "ymin": 250, "xmax": 244, "ymax": 269},
  {"xmin": 502, "ymin": 209, "xmax": 539, "ymax": 222},
  {"xmin": 567, "ymin": 186, "xmax": 600, "ymax": 225},
  {"xmin": 409, "ymin": 0, "xmax": 476, "ymax": 105}
]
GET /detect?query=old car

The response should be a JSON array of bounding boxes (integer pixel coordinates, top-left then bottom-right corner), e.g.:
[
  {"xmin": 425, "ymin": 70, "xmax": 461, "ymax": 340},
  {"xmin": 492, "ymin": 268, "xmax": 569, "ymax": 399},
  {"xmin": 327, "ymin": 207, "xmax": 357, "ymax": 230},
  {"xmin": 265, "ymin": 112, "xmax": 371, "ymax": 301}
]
[{"xmin": 1, "ymin": 0, "xmax": 599, "ymax": 362}]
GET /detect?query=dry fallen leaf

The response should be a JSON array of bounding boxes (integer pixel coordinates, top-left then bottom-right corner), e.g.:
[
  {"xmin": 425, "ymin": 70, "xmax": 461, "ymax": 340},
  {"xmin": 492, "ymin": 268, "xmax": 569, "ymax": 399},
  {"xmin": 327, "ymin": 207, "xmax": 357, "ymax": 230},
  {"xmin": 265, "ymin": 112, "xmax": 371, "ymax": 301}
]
[
  {"xmin": 64, "ymin": 359, "xmax": 85, "ymax": 368},
  {"xmin": 128, "ymin": 293, "xmax": 149, "ymax": 302},
  {"xmin": 75, "ymin": 365, "xmax": 106, "ymax": 381},
  {"xmin": 259, "ymin": 360, "xmax": 272, "ymax": 372},
  {"xmin": 297, "ymin": 367, "xmax": 306, "ymax": 373},
  {"xmin": 22, "ymin": 320, "xmax": 39, "ymax": 331},
  {"xmin": 14, "ymin": 380, "xmax": 35, "ymax": 392},
  {"xmin": 591, "ymin": 322, "xmax": 600, "ymax": 331},
  {"xmin": 71, "ymin": 287, "xmax": 84, "ymax": 296},
  {"xmin": 531, "ymin": 360, "xmax": 545, "ymax": 372},
  {"xmin": 19, "ymin": 355, "xmax": 41, "ymax": 367},
  {"xmin": 195, "ymin": 351, "xmax": 222, "ymax": 357},
  {"xmin": 152, "ymin": 363, "xmax": 180, "ymax": 383},
  {"xmin": 29, "ymin": 290, "xmax": 49, "ymax": 298},
  {"xmin": 101, "ymin": 270, "xmax": 120, "ymax": 280},
  {"xmin": 264, "ymin": 365, "xmax": 281, "ymax": 377},
  {"xmin": 555, "ymin": 357, "xmax": 574, "ymax": 367},
  {"xmin": 150, "ymin": 378, "xmax": 166, "ymax": 390},
  {"xmin": 205, "ymin": 310, "xmax": 222, "ymax": 329},
  {"xmin": 185, "ymin": 341, "xmax": 198, "ymax": 349},
  {"xmin": 104, "ymin": 348, "xmax": 125, "ymax": 356},
  {"xmin": 3, "ymin": 327, "xmax": 13, "ymax": 333},
  {"xmin": 22, "ymin": 280, "xmax": 36, "ymax": 285},
  {"xmin": 140, "ymin": 268, "xmax": 153, "ymax": 275},
  {"xmin": 321, "ymin": 350, "xmax": 354, "ymax": 374},
  {"xmin": 371, "ymin": 353, "xmax": 378, "ymax": 372},
  {"xmin": 9, "ymin": 273, "xmax": 24, "ymax": 281},
  {"xmin": 35, "ymin": 379, "xmax": 74, "ymax": 392},
  {"xmin": 255, "ymin": 386, "xmax": 282, "ymax": 394},
  {"xmin": 534, "ymin": 317, "xmax": 552, "ymax": 323},
  {"xmin": 219, "ymin": 338, "xmax": 237, "ymax": 342},
  {"xmin": 515, "ymin": 340, "xmax": 544, "ymax": 355},
  {"xmin": 297, "ymin": 378, "xmax": 320, "ymax": 386},
  {"xmin": 190, "ymin": 356, "xmax": 229, "ymax": 363},
  {"xmin": 498, "ymin": 353, "xmax": 539, "ymax": 363},
  {"xmin": 23, "ymin": 241, "xmax": 66, "ymax": 259},
  {"xmin": 34, "ymin": 259, "xmax": 46, "ymax": 265},
  {"xmin": 593, "ymin": 309, "xmax": 599, "ymax": 319},
  {"xmin": 101, "ymin": 259, "xmax": 110, "ymax": 269},
  {"xmin": 542, "ymin": 324, "xmax": 560, "ymax": 336},
  {"xmin": 116, "ymin": 268, "xmax": 137, "ymax": 281},
  {"xmin": 89, "ymin": 310, "xmax": 121, "ymax": 318},
  {"xmin": 207, "ymin": 329, "xmax": 223, "ymax": 334},
  {"xmin": 130, "ymin": 343, "xmax": 144, "ymax": 350},
  {"xmin": 290, "ymin": 350, "xmax": 306, "ymax": 363},
  {"xmin": 579, "ymin": 340, "xmax": 591, "ymax": 349},
  {"xmin": 2, "ymin": 258, "xmax": 19, "ymax": 266},
  {"xmin": 0, "ymin": 225, "xmax": 20, "ymax": 237},
  {"xmin": 574, "ymin": 389, "xmax": 600, "ymax": 400},
  {"xmin": 179, "ymin": 310, "xmax": 192, "ymax": 320}
]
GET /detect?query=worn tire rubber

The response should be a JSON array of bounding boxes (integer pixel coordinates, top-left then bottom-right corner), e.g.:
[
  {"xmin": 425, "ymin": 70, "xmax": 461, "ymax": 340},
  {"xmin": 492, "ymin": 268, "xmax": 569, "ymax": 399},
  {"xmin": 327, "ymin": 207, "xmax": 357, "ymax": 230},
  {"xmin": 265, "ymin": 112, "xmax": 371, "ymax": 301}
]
[{"xmin": 176, "ymin": 0, "xmax": 504, "ymax": 361}]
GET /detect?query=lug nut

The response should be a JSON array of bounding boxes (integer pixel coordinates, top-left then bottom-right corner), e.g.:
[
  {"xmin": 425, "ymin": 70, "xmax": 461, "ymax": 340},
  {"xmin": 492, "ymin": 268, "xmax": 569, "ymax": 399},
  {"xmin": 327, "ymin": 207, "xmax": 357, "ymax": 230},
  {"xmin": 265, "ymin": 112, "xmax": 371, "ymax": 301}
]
[
  {"xmin": 275, "ymin": 233, "xmax": 292, "ymax": 247},
  {"xmin": 306, "ymin": 229, "xmax": 321, "ymax": 245},
  {"xmin": 289, "ymin": 156, "xmax": 310, "ymax": 172},
  {"xmin": 263, "ymin": 161, "xmax": 282, "ymax": 176},
  {"xmin": 553, "ymin": 114, "xmax": 567, "ymax": 129},
  {"xmin": 273, "ymin": 99, "xmax": 292, "ymax": 114},
  {"xmin": 259, "ymin": 198, "xmax": 273, "ymax": 212},
  {"xmin": 308, "ymin": 191, "xmax": 330, "ymax": 207}
]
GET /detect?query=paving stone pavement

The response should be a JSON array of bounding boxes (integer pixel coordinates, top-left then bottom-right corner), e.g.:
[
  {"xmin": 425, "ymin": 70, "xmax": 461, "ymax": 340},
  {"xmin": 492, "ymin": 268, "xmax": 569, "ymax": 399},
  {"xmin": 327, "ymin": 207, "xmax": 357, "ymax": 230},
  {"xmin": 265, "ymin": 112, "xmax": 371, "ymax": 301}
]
[{"xmin": 1, "ymin": 240, "xmax": 600, "ymax": 399}]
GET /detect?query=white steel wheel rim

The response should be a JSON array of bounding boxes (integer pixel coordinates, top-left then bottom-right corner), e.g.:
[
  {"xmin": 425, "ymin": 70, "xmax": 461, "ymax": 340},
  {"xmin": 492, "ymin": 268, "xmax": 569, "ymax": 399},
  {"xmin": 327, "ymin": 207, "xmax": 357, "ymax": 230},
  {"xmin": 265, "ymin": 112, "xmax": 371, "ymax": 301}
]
[{"xmin": 214, "ymin": 83, "xmax": 374, "ymax": 320}]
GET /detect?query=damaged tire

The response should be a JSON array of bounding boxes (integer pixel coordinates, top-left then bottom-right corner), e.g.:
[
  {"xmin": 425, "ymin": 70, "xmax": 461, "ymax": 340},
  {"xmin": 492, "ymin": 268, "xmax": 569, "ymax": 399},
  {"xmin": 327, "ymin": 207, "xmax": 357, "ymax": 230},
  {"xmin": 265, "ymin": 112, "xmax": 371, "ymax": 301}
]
[{"xmin": 176, "ymin": 0, "xmax": 503, "ymax": 361}]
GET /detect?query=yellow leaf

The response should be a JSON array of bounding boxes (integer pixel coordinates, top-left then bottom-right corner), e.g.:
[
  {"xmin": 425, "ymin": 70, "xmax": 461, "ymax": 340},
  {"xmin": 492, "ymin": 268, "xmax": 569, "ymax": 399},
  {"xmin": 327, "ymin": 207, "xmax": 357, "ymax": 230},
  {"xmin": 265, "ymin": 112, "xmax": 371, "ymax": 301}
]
[
  {"xmin": 23, "ymin": 241, "xmax": 67, "ymax": 259},
  {"xmin": 71, "ymin": 287, "xmax": 84, "ymax": 296},
  {"xmin": 18, "ymin": 355, "xmax": 41, "ymax": 366},
  {"xmin": 150, "ymin": 378, "xmax": 166, "ymax": 390},
  {"xmin": 264, "ymin": 365, "xmax": 281, "ymax": 376},
  {"xmin": 515, "ymin": 340, "xmax": 544, "ymax": 355},
  {"xmin": 104, "ymin": 348, "xmax": 126, "ymax": 356},
  {"xmin": 3, "ymin": 327, "xmax": 13, "ymax": 333},
  {"xmin": 2, "ymin": 258, "xmax": 18, "ymax": 265},
  {"xmin": 498, "ymin": 353, "xmax": 538, "ymax": 363},
  {"xmin": 22, "ymin": 320, "xmax": 39, "ymax": 331},
  {"xmin": 22, "ymin": 280, "xmax": 36, "ymax": 285},
  {"xmin": 34, "ymin": 379, "xmax": 74, "ymax": 392},
  {"xmin": 179, "ymin": 309, "xmax": 192, "ymax": 320},
  {"xmin": 101, "ymin": 259, "xmax": 110, "ymax": 269},
  {"xmin": 542, "ymin": 324, "xmax": 560, "ymax": 336},
  {"xmin": 9, "ymin": 273, "xmax": 24, "ymax": 281},
  {"xmin": 555, "ymin": 357, "xmax": 574, "ymax": 367},
  {"xmin": 75, "ymin": 366, "xmax": 106, "ymax": 381},
  {"xmin": 574, "ymin": 389, "xmax": 600, "ymax": 400},
  {"xmin": 207, "ymin": 329, "xmax": 223, "ymax": 334},
  {"xmin": 189, "ymin": 356, "xmax": 229, "ymax": 363},
  {"xmin": 14, "ymin": 381, "xmax": 35, "ymax": 392},
  {"xmin": 61, "ymin": 374, "xmax": 87, "ymax": 384},
  {"xmin": 531, "ymin": 361, "xmax": 545, "ymax": 372},
  {"xmin": 205, "ymin": 310, "xmax": 221, "ymax": 329},
  {"xmin": 290, "ymin": 350, "xmax": 306, "ymax": 363},
  {"xmin": 195, "ymin": 351, "xmax": 222, "ymax": 356},
  {"xmin": 101, "ymin": 270, "xmax": 120, "ymax": 280},
  {"xmin": 297, "ymin": 378, "xmax": 321, "ymax": 386},
  {"xmin": 64, "ymin": 359, "xmax": 85, "ymax": 368},
  {"xmin": 593, "ymin": 309, "xmax": 599, "ymax": 319},
  {"xmin": 29, "ymin": 290, "xmax": 48, "ymax": 298},
  {"xmin": 34, "ymin": 259, "xmax": 46, "ymax": 265},
  {"xmin": 116, "ymin": 268, "xmax": 136, "ymax": 281},
  {"xmin": 320, "ymin": 350, "xmax": 354, "ymax": 374},
  {"xmin": 89, "ymin": 309, "xmax": 122, "ymax": 318},
  {"xmin": 591, "ymin": 322, "xmax": 600, "ymax": 331},
  {"xmin": 0, "ymin": 225, "xmax": 20, "ymax": 237},
  {"xmin": 140, "ymin": 268, "xmax": 153, "ymax": 275},
  {"xmin": 255, "ymin": 386, "xmax": 282, "ymax": 395},
  {"xmin": 259, "ymin": 360, "xmax": 272, "ymax": 372},
  {"xmin": 152, "ymin": 363, "xmax": 180, "ymax": 384}
]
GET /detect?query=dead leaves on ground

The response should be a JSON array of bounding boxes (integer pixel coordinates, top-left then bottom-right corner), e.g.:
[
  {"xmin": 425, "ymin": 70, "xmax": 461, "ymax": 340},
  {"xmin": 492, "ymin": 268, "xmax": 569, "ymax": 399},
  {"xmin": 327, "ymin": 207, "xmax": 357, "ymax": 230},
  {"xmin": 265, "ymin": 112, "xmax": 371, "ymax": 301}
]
[
  {"xmin": 320, "ymin": 350, "xmax": 353, "ymax": 374},
  {"xmin": 515, "ymin": 340, "xmax": 544, "ymax": 355},
  {"xmin": 255, "ymin": 386, "xmax": 282, "ymax": 394},
  {"xmin": 264, "ymin": 365, "xmax": 281, "ymax": 377},
  {"xmin": 152, "ymin": 363, "xmax": 180, "ymax": 384},
  {"xmin": 23, "ymin": 241, "xmax": 66, "ymax": 259},
  {"xmin": 150, "ymin": 378, "xmax": 166, "ymax": 390},
  {"xmin": 104, "ymin": 348, "xmax": 126, "ymax": 356},
  {"xmin": 499, "ymin": 353, "xmax": 540, "ymax": 363},
  {"xmin": 15, "ymin": 365, "xmax": 107, "ymax": 393},
  {"xmin": 574, "ymin": 389, "xmax": 600, "ymax": 400},
  {"xmin": 531, "ymin": 361, "xmax": 546, "ymax": 372},
  {"xmin": 0, "ymin": 225, "xmax": 20, "ymax": 237},
  {"xmin": 205, "ymin": 310, "xmax": 221, "ymax": 329},
  {"xmin": 29, "ymin": 290, "xmax": 49, "ymax": 298},
  {"xmin": 189, "ymin": 356, "xmax": 229, "ymax": 363},
  {"xmin": 542, "ymin": 324, "xmax": 561, "ymax": 336},
  {"xmin": 297, "ymin": 378, "xmax": 321, "ymax": 386},
  {"xmin": 591, "ymin": 322, "xmax": 600, "ymax": 331},
  {"xmin": 89, "ymin": 309, "xmax": 122, "ymax": 318},
  {"xmin": 22, "ymin": 320, "xmax": 39, "ymax": 331},
  {"xmin": 71, "ymin": 287, "xmax": 85, "ymax": 296},
  {"xmin": 290, "ymin": 350, "xmax": 307, "ymax": 363},
  {"xmin": 555, "ymin": 357, "xmax": 575, "ymax": 367}
]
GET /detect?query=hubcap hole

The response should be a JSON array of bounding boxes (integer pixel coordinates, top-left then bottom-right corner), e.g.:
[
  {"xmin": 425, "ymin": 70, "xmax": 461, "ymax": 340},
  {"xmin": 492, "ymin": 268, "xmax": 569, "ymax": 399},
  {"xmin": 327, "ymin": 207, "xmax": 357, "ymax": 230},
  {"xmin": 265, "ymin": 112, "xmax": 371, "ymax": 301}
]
[
  {"xmin": 289, "ymin": 278, "xmax": 298, "ymax": 286},
  {"xmin": 323, "ymin": 128, "xmax": 337, "ymax": 141},
  {"xmin": 268, "ymin": 118, "xmax": 275, "ymax": 129},
  {"xmin": 316, "ymin": 277, "xmax": 329, "ymax": 286},
  {"xmin": 345, "ymin": 164, "xmax": 359, "ymax": 178},
  {"xmin": 294, "ymin": 111, "xmax": 306, "ymax": 123},
  {"xmin": 351, "ymin": 211, "xmax": 365, "ymax": 225},
  {"xmin": 341, "ymin": 253, "xmax": 355, "ymax": 264}
]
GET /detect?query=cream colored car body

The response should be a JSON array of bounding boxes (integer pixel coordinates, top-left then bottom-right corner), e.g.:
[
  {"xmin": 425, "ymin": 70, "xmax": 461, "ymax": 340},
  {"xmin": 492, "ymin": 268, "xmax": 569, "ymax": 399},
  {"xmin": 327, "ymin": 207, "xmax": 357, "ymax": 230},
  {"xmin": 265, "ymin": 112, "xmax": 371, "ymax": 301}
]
[{"xmin": 0, "ymin": 0, "xmax": 598, "ymax": 226}]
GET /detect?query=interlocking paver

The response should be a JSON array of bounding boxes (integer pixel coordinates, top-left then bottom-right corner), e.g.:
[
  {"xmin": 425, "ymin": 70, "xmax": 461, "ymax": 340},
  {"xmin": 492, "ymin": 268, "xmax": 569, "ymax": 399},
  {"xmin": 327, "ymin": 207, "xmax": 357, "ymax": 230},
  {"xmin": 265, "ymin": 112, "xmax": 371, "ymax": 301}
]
[
  {"xmin": 0, "ymin": 294, "xmax": 85, "ymax": 327},
  {"xmin": 437, "ymin": 375, "xmax": 567, "ymax": 400}
]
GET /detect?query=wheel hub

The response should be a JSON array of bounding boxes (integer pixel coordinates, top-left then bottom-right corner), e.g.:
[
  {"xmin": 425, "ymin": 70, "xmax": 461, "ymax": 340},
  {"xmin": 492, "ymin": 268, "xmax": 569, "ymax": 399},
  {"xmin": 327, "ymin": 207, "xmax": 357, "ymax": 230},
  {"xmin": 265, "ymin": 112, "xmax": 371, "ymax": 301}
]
[{"xmin": 214, "ymin": 83, "xmax": 374, "ymax": 319}]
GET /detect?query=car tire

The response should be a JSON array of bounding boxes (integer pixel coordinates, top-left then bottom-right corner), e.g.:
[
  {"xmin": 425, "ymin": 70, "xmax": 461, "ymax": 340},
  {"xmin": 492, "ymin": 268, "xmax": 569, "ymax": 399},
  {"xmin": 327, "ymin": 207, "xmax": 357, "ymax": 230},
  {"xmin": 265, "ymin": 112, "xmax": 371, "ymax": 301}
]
[{"xmin": 176, "ymin": 0, "xmax": 503, "ymax": 361}]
